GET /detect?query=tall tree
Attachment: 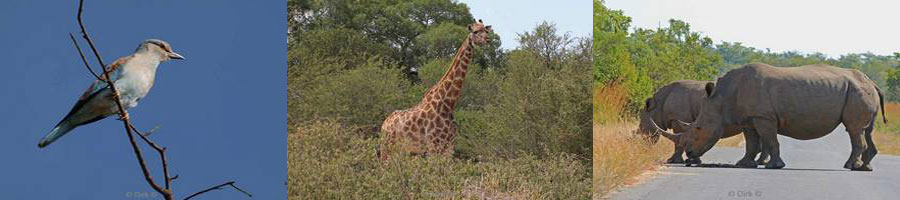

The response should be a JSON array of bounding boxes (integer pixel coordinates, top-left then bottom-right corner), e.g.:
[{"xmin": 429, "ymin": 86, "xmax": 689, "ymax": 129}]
[{"xmin": 519, "ymin": 21, "xmax": 573, "ymax": 69}]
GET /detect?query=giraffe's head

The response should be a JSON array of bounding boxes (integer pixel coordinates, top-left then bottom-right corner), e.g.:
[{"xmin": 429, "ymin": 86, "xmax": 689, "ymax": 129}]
[{"xmin": 467, "ymin": 19, "xmax": 493, "ymax": 45}]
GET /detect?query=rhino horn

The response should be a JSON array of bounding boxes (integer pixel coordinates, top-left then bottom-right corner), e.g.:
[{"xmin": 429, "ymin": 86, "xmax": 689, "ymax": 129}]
[{"xmin": 649, "ymin": 117, "xmax": 681, "ymax": 141}]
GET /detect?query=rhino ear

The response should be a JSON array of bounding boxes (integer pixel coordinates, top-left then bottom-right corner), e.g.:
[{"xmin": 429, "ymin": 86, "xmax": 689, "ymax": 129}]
[
  {"xmin": 705, "ymin": 82, "xmax": 716, "ymax": 97},
  {"xmin": 644, "ymin": 98, "xmax": 656, "ymax": 112}
]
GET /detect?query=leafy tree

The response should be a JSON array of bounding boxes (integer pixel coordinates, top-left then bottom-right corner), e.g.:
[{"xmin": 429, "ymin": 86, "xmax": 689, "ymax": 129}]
[
  {"xmin": 519, "ymin": 21, "xmax": 573, "ymax": 69},
  {"xmin": 415, "ymin": 23, "xmax": 468, "ymax": 60},
  {"xmin": 593, "ymin": 0, "xmax": 635, "ymax": 84},
  {"xmin": 888, "ymin": 68, "xmax": 900, "ymax": 101}
]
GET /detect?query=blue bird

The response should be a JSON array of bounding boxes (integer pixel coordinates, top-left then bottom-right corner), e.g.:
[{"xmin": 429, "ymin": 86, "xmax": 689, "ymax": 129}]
[{"xmin": 38, "ymin": 39, "xmax": 184, "ymax": 148}]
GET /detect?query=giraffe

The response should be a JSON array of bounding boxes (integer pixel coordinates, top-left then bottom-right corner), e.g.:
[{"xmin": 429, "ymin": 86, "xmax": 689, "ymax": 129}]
[{"xmin": 379, "ymin": 19, "xmax": 493, "ymax": 159}]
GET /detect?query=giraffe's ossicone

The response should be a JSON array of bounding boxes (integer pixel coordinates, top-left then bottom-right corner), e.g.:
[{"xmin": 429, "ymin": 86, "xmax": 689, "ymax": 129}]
[{"xmin": 379, "ymin": 19, "xmax": 493, "ymax": 159}]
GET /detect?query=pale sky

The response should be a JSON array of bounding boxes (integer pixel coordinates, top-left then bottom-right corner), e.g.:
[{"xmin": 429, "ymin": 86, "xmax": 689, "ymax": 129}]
[
  {"xmin": 459, "ymin": 0, "xmax": 592, "ymax": 50},
  {"xmin": 607, "ymin": 0, "xmax": 900, "ymax": 57}
]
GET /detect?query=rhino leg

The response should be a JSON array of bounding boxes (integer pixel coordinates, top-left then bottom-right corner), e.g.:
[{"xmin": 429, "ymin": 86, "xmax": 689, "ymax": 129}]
[
  {"xmin": 667, "ymin": 145, "xmax": 686, "ymax": 164},
  {"xmin": 844, "ymin": 120, "xmax": 874, "ymax": 171},
  {"xmin": 685, "ymin": 157, "xmax": 701, "ymax": 166},
  {"xmin": 859, "ymin": 121, "xmax": 877, "ymax": 171},
  {"xmin": 755, "ymin": 144, "xmax": 770, "ymax": 165},
  {"xmin": 754, "ymin": 119, "xmax": 785, "ymax": 169},
  {"xmin": 736, "ymin": 128, "xmax": 761, "ymax": 168},
  {"xmin": 843, "ymin": 126, "xmax": 869, "ymax": 170}
]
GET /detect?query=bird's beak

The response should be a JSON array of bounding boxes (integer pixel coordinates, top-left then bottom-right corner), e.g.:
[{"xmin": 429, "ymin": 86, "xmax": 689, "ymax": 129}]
[{"xmin": 168, "ymin": 52, "xmax": 185, "ymax": 60}]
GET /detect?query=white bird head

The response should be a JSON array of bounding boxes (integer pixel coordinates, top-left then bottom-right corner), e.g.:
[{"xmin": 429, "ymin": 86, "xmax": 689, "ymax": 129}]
[{"xmin": 136, "ymin": 39, "xmax": 185, "ymax": 61}]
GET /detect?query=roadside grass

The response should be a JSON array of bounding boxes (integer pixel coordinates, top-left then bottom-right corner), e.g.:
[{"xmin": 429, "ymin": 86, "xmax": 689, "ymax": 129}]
[
  {"xmin": 592, "ymin": 84, "xmax": 671, "ymax": 198},
  {"xmin": 288, "ymin": 120, "xmax": 591, "ymax": 199},
  {"xmin": 716, "ymin": 135, "xmax": 744, "ymax": 148},
  {"xmin": 874, "ymin": 103, "xmax": 900, "ymax": 155},
  {"xmin": 592, "ymin": 122, "xmax": 670, "ymax": 198}
]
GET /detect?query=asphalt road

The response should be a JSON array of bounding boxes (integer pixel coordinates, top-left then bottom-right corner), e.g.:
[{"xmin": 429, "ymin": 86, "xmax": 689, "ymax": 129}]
[{"xmin": 609, "ymin": 125, "xmax": 900, "ymax": 200}]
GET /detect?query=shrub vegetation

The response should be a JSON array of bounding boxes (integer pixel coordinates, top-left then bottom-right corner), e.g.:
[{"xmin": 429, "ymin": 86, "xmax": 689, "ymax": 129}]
[{"xmin": 288, "ymin": 0, "xmax": 592, "ymax": 198}]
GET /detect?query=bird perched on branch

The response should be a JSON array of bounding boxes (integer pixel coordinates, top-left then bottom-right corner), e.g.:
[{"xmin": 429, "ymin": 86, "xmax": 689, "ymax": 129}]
[{"xmin": 38, "ymin": 39, "xmax": 184, "ymax": 148}]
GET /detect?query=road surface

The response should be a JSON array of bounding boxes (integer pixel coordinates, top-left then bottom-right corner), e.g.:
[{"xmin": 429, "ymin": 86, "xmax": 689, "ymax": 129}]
[{"xmin": 610, "ymin": 125, "xmax": 900, "ymax": 200}]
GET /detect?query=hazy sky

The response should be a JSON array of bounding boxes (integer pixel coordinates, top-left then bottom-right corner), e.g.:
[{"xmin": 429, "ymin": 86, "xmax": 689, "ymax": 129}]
[
  {"xmin": 607, "ymin": 0, "xmax": 900, "ymax": 57},
  {"xmin": 0, "ymin": 1, "xmax": 285, "ymax": 199},
  {"xmin": 460, "ymin": 0, "xmax": 592, "ymax": 50}
]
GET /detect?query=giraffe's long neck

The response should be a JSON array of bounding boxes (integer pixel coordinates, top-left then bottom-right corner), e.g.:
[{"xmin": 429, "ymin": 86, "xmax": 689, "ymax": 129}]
[{"xmin": 419, "ymin": 34, "xmax": 475, "ymax": 114}]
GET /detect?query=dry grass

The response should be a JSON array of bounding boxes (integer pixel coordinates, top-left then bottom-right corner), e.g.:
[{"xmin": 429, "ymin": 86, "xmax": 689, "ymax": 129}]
[
  {"xmin": 288, "ymin": 121, "xmax": 591, "ymax": 199},
  {"xmin": 873, "ymin": 103, "xmax": 900, "ymax": 155},
  {"xmin": 593, "ymin": 83, "xmax": 627, "ymax": 124},
  {"xmin": 592, "ymin": 121, "xmax": 671, "ymax": 198},
  {"xmin": 593, "ymin": 83, "xmax": 672, "ymax": 198},
  {"xmin": 715, "ymin": 135, "xmax": 744, "ymax": 148}
]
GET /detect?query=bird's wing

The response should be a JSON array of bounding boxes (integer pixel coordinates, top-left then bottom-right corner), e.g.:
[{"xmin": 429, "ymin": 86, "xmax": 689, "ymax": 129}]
[
  {"xmin": 77, "ymin": 55, "xmax": 132, "ymax": 101},
  {"xmin": 54, "ymin": 56, "xmax": 133, "ymax": 126}
]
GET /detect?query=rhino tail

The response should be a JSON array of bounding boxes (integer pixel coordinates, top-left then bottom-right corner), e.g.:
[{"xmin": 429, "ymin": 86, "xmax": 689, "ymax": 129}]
[{"xmin": 876, "ymin": 85, "xmax": 887, "ymax": 124}]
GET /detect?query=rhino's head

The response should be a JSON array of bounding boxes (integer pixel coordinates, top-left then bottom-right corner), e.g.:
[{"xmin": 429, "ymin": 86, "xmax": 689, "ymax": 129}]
[
  {"xmin": 649, "ymin": 82, "xmax": 726, "ymax": 160},
  {"xmin": 637, "ymin": 97, "xmax": 662, "ymax": 144}
]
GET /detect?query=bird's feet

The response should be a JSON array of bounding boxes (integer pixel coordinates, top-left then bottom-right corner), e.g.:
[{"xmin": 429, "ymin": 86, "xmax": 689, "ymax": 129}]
[{"xmin": 118, "ymin": 112, "xmax": 130, "ymax": 121}]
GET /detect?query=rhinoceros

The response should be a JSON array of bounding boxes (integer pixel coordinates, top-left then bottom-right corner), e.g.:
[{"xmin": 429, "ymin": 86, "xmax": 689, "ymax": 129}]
[
  {"xmin": 638, "ymin": 80, "xmax": 768, "ymax": 164},
  {"xmin": 651, "ymin": 63, "xmax": 886, "ymax": 171}
]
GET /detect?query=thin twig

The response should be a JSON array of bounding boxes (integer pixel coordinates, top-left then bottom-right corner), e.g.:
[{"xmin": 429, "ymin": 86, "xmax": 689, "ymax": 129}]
[
  {"xmin": 128, "ymin": 123, "xmax": 172, "ymax": 190},
  {"xmin": 183, "ymin": 181, "xmax": 253, "ymax": 200},
  {"xmin": 141, "ymin": 125, "xmax": 161, "ymax": 137},
  {"xmin": 68, "ymin": 33, "xmax": 102, "ymax": 81},
  {"xmin": 75, "ymin": 0, "xmax": 172, "ymax": 198}
]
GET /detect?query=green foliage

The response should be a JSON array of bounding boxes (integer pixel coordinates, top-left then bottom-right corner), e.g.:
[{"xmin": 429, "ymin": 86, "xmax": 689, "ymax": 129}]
[
  {"xmin": 288, "ymin": 0, "xmax": 497, "ymax": 71},
  {"xmin": 288, "ymin": 121, "xmax": 590, "ymax": 199},
  {"xmin": 414, "ymin": 23, "xmax": 468, "ymax": 60},
  {"xmin": 594, "ymin": 0, "xmax": 722, "ymax": 114},
  {"xmin": 887, "ymin": 68, "xmax": 900, "ymax": 101},
  {"xmin": 289, "ymin": 4, "xmax": 592, "ymax": 197},
  {"xmin": 592, "ymin": 0, "xmax": 634, "ymax": 84},
  {"xmin": 288, "ymin": 60, "xmax": 420, "ymax": 127},
  {"xmin": 518, "ymin": 21, "xmax": 574, "ymax": 69},
  {"xmin": 289, "ymin": 28, "xmax": 393, "ymax": 69},
  {"xmin": 458, "ymin": 51, "xmax": 592, "ymax": 161}
]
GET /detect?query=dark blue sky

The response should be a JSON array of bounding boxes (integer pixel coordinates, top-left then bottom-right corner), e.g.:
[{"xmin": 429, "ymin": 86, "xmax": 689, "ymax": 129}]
[{"xmin": 0, "ymin": 1, "xmax": 285, "ymax": 199}]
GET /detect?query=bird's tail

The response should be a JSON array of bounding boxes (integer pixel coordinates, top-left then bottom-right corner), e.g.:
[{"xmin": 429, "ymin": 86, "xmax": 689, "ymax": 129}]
[{"xmin": 38, "ymin": 123, "xmax": 74, "ymax": 148}]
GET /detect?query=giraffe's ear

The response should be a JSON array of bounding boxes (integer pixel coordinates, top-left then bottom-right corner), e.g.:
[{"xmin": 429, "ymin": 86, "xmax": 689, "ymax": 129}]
[
  {"xmin": 467, "ymin": 24, "xmax": 473, "ymax": 32},
  {"xmin": 485, "ymin": 25, "xmax": 492, "ymax": 32}
]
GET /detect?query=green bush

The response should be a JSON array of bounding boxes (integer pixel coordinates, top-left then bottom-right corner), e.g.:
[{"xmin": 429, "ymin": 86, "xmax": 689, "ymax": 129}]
[
  {"xmin": 459, "ymin": 51, "xmax": 592, "ymax": 161},
  {"xmin": 289, "ymin": 60, "xmax": 420, "ymax": 127},
  {"xmin": 288, "ymin": 121, "xmax": 590, "ymax": 199}
]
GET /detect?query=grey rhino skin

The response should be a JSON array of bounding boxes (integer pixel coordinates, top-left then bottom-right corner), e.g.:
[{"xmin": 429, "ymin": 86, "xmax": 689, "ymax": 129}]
[
  {"xmin": 651, "ymin": 63, "xmax": 886, "ymax": 171},
  {"xmin": 639, "ymin": 80, "xmax": 768, "ymax": 164}
]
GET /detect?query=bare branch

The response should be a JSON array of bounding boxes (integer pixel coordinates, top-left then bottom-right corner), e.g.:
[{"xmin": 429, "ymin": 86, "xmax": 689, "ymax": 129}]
[
  {"xmin": 75, "ymin": 0, "xmax": 172, "ymax": 198},
  {"xmin": 128, "ymin": 123, "xmax": 173, "ymax": 190},
  {"xmin": 68, "ymin": 32, "xmax": 102, "ymax": 81},
  {"xmin": 183, "ymin": 181, "xmax": 253, "ymax": 200}
]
